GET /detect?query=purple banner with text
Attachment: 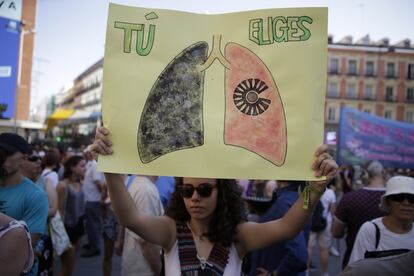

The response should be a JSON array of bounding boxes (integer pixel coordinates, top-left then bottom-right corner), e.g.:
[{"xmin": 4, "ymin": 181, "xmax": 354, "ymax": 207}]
[{"xmin": 338, "ymin": 107, "xmax": 414, "ymax": 168}]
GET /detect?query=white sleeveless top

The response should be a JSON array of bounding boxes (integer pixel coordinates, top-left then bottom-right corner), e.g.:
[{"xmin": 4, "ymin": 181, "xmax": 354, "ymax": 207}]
[{"xmin": 164, "ymin": 241, "xmax": 242, "ymax": 276}]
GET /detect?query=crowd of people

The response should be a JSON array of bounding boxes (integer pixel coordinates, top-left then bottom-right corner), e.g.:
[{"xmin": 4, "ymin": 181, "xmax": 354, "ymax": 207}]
[{"xmin": 0, "ymin": 130, "xmax": 413, "ymax": 275}]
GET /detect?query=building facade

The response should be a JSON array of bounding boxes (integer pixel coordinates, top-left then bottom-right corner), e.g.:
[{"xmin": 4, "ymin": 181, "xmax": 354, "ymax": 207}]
[
  {"xmin": 56, "ymin": 58, "xmax": 103, "ymax": 136},
  {"xmin": 15, "ymin": 0, "xmax": 37, "ymax": 121},
  {"xmin": 325, "ymin": 35, "xmax": 414, "ymax": 140}
]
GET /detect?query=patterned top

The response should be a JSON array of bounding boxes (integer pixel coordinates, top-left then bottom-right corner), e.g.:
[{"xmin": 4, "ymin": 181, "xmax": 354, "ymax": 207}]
[
  {"xmin": 176, "ymin": 221, "xmax": 230, "ymax": 275},
  {"xmin": 0, "ymin": 220, "xmax": 34, "ymax": 273},
  {"xmin": 335, "ymin": 187, "xmax": 385, "ymax": 267}
]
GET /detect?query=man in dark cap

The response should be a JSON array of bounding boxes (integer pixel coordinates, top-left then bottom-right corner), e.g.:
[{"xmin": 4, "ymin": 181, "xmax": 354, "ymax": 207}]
[{"xmin": 0, "ymin": 132, "xmax": 48, "ymax": 275}]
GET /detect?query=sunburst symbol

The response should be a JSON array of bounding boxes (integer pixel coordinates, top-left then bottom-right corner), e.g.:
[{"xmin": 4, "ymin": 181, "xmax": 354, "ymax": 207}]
[{"xmin": 233, "ymin": 78, "xmax": 271, "ymax": 116}]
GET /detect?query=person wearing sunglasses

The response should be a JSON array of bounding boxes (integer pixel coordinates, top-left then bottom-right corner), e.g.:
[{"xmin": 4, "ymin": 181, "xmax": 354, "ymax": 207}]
[
  {"xmin": 92, "ymin": 127, "xmax": 338, "ymax": 275},
  {"xmin": 348, "ymin": 175, "xmax": 414, "ymax": 265},
  {"xmin": 21, "ymin": 151, "xmax": 58, "ymax": 276}
]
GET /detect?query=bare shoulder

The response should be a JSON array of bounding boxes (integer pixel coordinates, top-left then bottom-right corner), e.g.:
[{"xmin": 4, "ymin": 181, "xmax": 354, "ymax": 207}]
[
  {"xmin": 56, "ymin": 180, "xmax": 67, "ymax": 191},
  {"xmin": 0, "ymin": 213, "xmax": 13, "ymax": 225}
]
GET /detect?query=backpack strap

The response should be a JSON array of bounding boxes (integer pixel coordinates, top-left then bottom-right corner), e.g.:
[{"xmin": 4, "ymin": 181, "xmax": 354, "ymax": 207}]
[{"xmin": 371, "ymin": 222, "xmax": 380, "ymax": 249}]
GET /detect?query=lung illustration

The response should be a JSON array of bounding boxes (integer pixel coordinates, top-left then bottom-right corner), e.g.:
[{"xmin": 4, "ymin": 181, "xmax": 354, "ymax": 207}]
[
  {"xmin": 138, "ymin": 42, "xmax": 209, "ymax": 163},
  {"xmin": 224, "ymin": 42, "xmax": 287, "ymax": 166}
]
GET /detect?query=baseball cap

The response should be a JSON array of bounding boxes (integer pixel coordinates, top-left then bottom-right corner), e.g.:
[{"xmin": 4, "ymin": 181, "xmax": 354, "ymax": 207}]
[
  {"xmin": 379, "ymin": 176, "xmax": 414, "ymax": 212},
  {"xmin": 0, "ymin": 133, "xmax": 30, "ymax": 155}
]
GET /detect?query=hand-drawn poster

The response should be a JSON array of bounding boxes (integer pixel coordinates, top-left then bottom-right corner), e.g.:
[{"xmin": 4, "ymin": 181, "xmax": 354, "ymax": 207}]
[
  {"xmin": 98, "ymin": 4, "xmax": 328, "ymax": 180},
  {"xmin": 338, "ymin": 107, "xmax": 414, "ymax": 169}
]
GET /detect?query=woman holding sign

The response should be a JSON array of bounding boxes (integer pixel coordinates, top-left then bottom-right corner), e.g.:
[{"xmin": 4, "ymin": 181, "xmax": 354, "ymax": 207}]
[{"xmin": 93, "ymin": 127, "xmax": 338, "ymax": 275}]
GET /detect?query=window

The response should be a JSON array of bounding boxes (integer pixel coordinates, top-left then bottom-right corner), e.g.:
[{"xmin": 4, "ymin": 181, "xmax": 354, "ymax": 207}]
[
  {"xmin": 364, "ymin": 84, "xmax": 374, "ymax": 100},
  {"xmin": 346, "ymin": 83, "xmax": 357, "ymax": 99},
  {"xmin": 327, "ymin": 82, "xmax": 339, "ymax": 97},
  {"xmin": 407, "ymin": 88, "xmax": 414, "ymax": 102},
  {"xmin": 365, "ymin": 61, "xmax": 375, "ymax": 76},
  {"xmin": 386, "ymin": 62, "xmax": 395, "ymax": 78},
  {"xmin": 384, "ymin": 110, "xmax": 393, "ymax": 119},
  {"xmin": 329, "ymin": 58, "xmax": 339, "ymax": 74},
  {"xmin": 385, "ymin": 86, "xmax": 394, "ymax": 101},
  {"xmin": 406, "ymin": 111, "xmax": 413, "ymax": 123},
  {"xmin": 328, "ymin": 107, "xmax": 336, "ymax": 121},
  {"xmin": 407, "ymin": 64, "xmax": 414, "ymax": 80},
  {"xmin": 348, "ymin": 60, "xmax": 357, "ymax": 75}
]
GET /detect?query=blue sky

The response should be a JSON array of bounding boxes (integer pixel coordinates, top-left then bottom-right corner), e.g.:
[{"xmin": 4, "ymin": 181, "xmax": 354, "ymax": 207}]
[{"xmin": 31, "ymin": 0, "xmax": 414, "ymax": 110}]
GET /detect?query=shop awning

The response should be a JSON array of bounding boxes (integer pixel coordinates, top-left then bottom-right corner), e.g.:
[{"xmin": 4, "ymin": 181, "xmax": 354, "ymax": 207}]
[
  {"xmin": 59, "ymin": 110, "xmax": 101, "ymax": 126},
  {"xmin": 45, "ymin": 109, "xmax": 75, "ymax": 130}
]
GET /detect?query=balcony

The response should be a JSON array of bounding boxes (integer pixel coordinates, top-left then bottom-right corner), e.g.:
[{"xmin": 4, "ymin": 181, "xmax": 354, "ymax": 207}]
[
  {"xmin": 347, "ymin": 71, "xmax": 358, "ymax": 76},
  {"xmin": 328, "ymin": 69, "xmax": 339, "ymax": 75},
  {"xmin": 363, "ymin": 96, "xmax": 375, "ymax": 101},
  {"xmin": 364, "ymin": 72, "xmax": 376, "ymax": 77},
  {"xmin": 345, "ymin": 94, "xmax": 358, "ymax": 100},
  {"xmin": 385, "ymin": 95, "xmax": 395, "ymax": 102}
]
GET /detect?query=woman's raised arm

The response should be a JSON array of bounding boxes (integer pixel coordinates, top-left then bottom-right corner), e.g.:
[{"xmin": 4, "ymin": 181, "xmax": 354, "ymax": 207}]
[
  {"xmin": 237, "ymin": 145, "xmax": 338, "ymax": 253},
  {"xmin": 93, "ymin": 127, "xmax": 176, "ymax": 250}
]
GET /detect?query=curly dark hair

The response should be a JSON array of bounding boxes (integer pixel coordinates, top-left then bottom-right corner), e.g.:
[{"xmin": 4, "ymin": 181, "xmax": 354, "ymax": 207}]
[{"xmin": 165, "ymin": 178, "xmax": 246, "ymax": 247}]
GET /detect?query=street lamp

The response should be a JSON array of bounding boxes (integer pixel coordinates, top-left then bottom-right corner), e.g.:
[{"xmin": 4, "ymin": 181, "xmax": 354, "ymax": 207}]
[{"xmin": 13, "ymin": 22, "xmax": 36, "ymax": 133}]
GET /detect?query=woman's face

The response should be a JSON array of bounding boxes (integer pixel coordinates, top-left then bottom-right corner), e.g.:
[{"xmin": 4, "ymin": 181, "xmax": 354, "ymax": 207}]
[
  {"xmin": 72, "ymin": 159, "xmax": 86, "ymax": 178},
  {"xmin": 181, "ymin": 178, "xmax": 218, "ymax": 221},
  {"xmin": 387, "ymin": 193, "xmax": 414, "ymax": 221}
]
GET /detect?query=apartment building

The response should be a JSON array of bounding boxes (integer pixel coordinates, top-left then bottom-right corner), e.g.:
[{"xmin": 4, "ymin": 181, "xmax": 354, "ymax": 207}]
[{"xmin": 325, "ymin": 35, "xmax": 414, "ymax": 139}]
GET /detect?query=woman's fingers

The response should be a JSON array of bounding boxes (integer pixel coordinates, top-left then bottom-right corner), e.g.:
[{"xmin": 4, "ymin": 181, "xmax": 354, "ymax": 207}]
[
  {"xmin": 314, "ymin": 144, "xmax": 328, "ymax": 157},
  {"xmin": 93, "ymin": 127, "xmax": 113, "ymax": 155},
  {"xmin": 312, "ymin": 145, "xmax": 338, "ymax": 178}
]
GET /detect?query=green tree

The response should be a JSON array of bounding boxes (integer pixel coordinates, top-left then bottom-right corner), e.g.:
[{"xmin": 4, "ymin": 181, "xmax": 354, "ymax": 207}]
[{"xmin": 0, "ymin": 103, "xmax": 8, "ymax": 119}]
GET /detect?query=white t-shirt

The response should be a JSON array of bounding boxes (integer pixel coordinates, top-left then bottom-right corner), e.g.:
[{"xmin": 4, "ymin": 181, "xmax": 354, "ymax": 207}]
[
  {"xmin": 122, "ymin": 176, "xmax": 164, "ymax": 276},
  {"xmin": 41, "ymin": 168, "xmax": 59, "ymax": 189},
  {"xmin": 82, "ymin": 160, "xmax": 104, "ymax": 202},
  {"xmin": 320, "ymin": 188, "xmax": 336, "ymax": 223},
  {"xmin": 349, "ymin": 217, "xmax": 414, "ymax": 264}
]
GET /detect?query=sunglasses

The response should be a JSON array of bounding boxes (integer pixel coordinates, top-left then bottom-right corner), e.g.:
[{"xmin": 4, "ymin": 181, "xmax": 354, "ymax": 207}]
[
  {"xmin": 388, "ymin": 193, "xmax": 414, "ymax": 204},
  {"xmin": 27, "ymin": 155, "xmax": 41, "ymax": 162},
  {"xmin": 179, "ymin": 183, "xmax": 216, "ymax": 198}
]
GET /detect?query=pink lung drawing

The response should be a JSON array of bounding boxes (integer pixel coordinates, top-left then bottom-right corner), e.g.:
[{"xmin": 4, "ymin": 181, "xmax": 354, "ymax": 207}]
[{"xmin": 224, "ymin": 42, "xmax": 287, "ymax": 166}]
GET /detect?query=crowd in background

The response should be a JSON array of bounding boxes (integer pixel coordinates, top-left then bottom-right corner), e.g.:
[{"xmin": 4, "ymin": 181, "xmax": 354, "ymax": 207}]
[{"xmin": 1, "ymin": 132, "xmax": 414, "ymax": 275}]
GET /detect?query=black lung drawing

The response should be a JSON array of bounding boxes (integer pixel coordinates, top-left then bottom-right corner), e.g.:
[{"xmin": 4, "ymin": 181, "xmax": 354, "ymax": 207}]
[{"xmin": 138, "ymin": 42, "xmax": 209, "ymax": 163}]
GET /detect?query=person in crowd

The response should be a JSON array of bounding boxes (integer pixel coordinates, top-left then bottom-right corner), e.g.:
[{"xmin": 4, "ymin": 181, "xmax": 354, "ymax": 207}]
[
  {"xmin": 348, "ymin": 175, "xmax": 414, "ymax": 264},
  {"xmin": 84, "ymin": 145, "xmax": 96, "ymax": 171},
  {"xmin": 248, "ymin": 181, "xmax": 310, "ymax": 276},
  {"xmin": 56, "ymin": 155, "xmax": 87, "ymax": 276},
  {"xmin": 42, "ymin": 150, "xmax": 60, "ymax": 189},
  {"xmin": 21, "ymin": 150, "xmax": 58, "ymax": 275},
  {"xmin": 101, "ymin": 182, "xmax": 120, "ymax": 276},
  {"xmin": 92, "ymin": 127, "xmax": 338, "ymax": 275},
  {"xmin": 341, "ymin": 250, "xmax": 414, "ymax": 276},
  {"xmin": 308, "ymin": 180, "xmax": 337, "ymax": 276},
  {"xmin": 339, "ymin": 165, "xmax": 354, "ymax": 194},
  {"xmin": 119, "ymin": 175, "xmax": 164, "ymax": 275},
  {"xmin": 243, "ymin": 179, "xmax": 277, "ymax": 199},
  {"xmin": 332, "ymin": 160, "xmax": 386, "ymax": 268},
  {"xmin": 0, "ymin": 212, "xmax": 34, "ymax": 275},
  {"xmin": 81, "ymin": 147, "xmax": 105, "ymax": 258},
  {"xmin": 156, "ymin": 176, "xmax": 176, "ymax": 209},
  {"xmin": 0, "ymin": 133, "xmax": 49, "ymax": 275}
]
